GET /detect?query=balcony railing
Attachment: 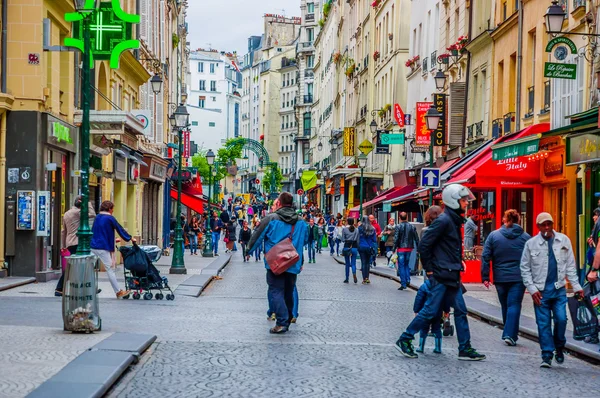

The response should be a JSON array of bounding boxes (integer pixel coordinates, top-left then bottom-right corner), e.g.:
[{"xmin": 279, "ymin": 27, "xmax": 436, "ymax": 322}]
[
  {"xmin": 503, "ymin": 112, "xmax": 515, "ymax": 135},
  {"xmin": 526, "ymin": 86, "xmax": 534, "ymax": 117},
  {"xmin": 303, "ymin": 128, "xmax": 311, "ymax": 137},
  {"xmin": 281, "ymin": 57, "xmax": 297, "ymax": 68},
  {"xmin": 430, "ymin": 51, "xmax": 437, "ymax": 70},
  {"xmin": 422, "ymin": 57, "xmax": 428, "ymax": 75},
  {"xmin": 363, "ymin": 56, "xmax": 369, "ymax": 69},
  {"xmin": 492, "ymin": 118, "xmax": 503, "ymax": 139},
  {"xmin": 542, "ymin": 80, "xmax": 550, "ymax": 113},
  {"xmin": 475, "ymin": 121, "xmax": 483, "ymax": 138},
  {"xmin": 573, "ymin": 0, "xmax": 585, "ymax": 9},
  {"xmin": 304, "ymin": 94, "xmax": 313, "ymax": 103},
  {"xmin": 305, "ymin": 70, "xmax": 314, "ymax": 78},
  {"xmin": 305, "ymin": 13, "xmax": 315, "ymax": 21},
  {"xmin": 467, "ymin": 124, "xmax": 474, "ymax": 142}
]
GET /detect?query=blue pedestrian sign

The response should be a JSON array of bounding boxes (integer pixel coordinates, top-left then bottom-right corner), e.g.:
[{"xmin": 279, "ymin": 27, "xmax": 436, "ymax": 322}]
[{"xmin": 420, "ymin": 168, "xmax": 441, "ymax": 188}]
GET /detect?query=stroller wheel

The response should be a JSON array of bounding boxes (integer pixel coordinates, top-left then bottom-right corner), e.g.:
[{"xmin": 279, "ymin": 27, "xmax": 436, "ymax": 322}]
[
  {"xmin": 143, "ymin": 292, "xmax": 153, "ymax": 300},
  {"xmin": 166, "ymin": 294, "xmax": 175, "ymax": 301},
  {"xmin": 133, "ymin": 292, "xmax": 141, "ymax": 300},
  {"xmin": 122, "ymin": 294, "xmax": 130, "ymax": 299},
  {"xmin": 155, "ymin": 293, "xmax": 164, "ymax": 300}
]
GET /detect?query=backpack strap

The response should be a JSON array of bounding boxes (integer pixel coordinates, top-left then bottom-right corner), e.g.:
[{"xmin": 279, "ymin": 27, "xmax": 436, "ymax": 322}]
[{"xmin": 289, "ymin": 224, "xmax": 295, "ymax": 239}]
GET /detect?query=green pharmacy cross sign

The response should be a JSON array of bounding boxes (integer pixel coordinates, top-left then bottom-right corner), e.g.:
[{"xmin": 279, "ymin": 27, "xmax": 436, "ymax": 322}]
[{"xmin": 64, "ymin": 0, "xmax": 140, "ymax": 69}]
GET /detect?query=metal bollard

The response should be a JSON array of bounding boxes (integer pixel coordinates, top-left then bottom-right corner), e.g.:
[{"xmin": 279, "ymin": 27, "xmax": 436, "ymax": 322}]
[{"xmin": 62, "ymin": 254, "xmax": 101, "ymax": 332}]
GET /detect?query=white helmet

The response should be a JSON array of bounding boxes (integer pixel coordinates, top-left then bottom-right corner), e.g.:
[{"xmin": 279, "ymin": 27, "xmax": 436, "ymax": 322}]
[{"xmin": 442, "ymin": 184, "xmax": 475, "ymax": 210}]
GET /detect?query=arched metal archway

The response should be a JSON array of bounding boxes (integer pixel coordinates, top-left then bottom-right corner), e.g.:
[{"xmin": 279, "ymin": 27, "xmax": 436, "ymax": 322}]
[{"xmin": 225, "ymin": 138, "xmax": 279, "ymax": 196}]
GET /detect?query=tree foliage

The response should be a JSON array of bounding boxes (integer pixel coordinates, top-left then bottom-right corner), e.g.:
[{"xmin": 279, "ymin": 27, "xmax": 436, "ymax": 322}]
[
  {"xmin": 263, "ymin": 165, "xmax": 283, "ymax": 194},
  {"xmin": 192, "ymin": 138, "xmax": 245, "ymax": 184}
]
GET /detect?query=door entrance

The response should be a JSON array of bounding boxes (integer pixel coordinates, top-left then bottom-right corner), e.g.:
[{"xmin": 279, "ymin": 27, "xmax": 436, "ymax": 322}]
[{"xmin": 502, "ymin": 188, "xmax": 534, "ymax": 235}]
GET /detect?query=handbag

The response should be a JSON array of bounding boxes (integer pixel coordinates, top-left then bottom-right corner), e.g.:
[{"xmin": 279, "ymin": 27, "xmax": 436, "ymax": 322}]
[
  {"xmin": 60, "ymin": 248, "xmax": 71, "ymax": 271},
  {"xmin": 265, "ymin": 224, "xmax": 299, "ymax": 275},
  {"xmin": 568, "ymin": 295, "xmax": 599, "ymax": 340}
]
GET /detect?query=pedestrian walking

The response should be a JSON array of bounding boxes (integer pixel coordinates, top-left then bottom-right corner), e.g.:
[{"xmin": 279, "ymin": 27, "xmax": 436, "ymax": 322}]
[
  {"xmin": 224, "ymin": 219, "xmax": 237, "ymax": 253},
  {"xmin": 327, "ymin": 218, "xmax": 337, "ymax": 256},
  {"xmin": 90, "ymin": 201, "xmax": 133, "ymax": 299},
  {"xmin": 414, "ymin": 279, "xmax": 443, "ymax": 354},
  {"xmin": 316, "ymin": 217, "xmax": 326, "ymax": 254},
  {"xmin": 382, "ymin": 217, "xmax": 396, "ymax": 267},
  {"xmin": 342, "ymin": 217, "xmax": 359, "ymax": 284},
  {"xmin": 464, "ymin": 216, "xmax": 478, "ymax": 250},
  {"xmin": 55, "ymin": 196, "xmax": 97, "ymax": 297},
  {"xmin": 520, "ymin": 212, "xmax": 583, "ymax": 368},
  {"xmin": 393, "ymin": 212, "xmax": 420, "ymax": 290},
  {"xmin": 188, "ymin": 215, "xmax": 201, "ymax": 255},
  {"xmin": 358, "ymin": 216, "xmax": 377, "ymax": 284},
  {"xmin": 369, "ymin": 214, "xmax": 381, "ymax": 266},
  {"xmin": 210, "ymin": 211, "xmax": 223, "ymax": 256},
  {"xmin": 395, "ymin": 184, "xmax": 486, "ymax": 361},
  {"xmin": 481, "ymin": 209, "xmax": 531, "ymax": 346},
  {"xmin": 248, "ymin": 192, "xmax": 308, "ymax": 334},
  {"xmin": 334, "ymin": 220, "xmax": 343, "ymax": 256},
  {"xmin": 306, "ymin": 218, "xmax": 318, "ymax": 263},
  {"xmin": 239, "ymin": 220, "xmax": 252, "ymax": 262}
]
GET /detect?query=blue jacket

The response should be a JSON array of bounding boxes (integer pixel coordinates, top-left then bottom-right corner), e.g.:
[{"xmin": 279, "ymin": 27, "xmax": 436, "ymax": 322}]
[
  {"xmin": 358, "ymin": 226, "xmax": 377, "ymax": 250},
  {"xmin": 90, "ymin": 213, "xmax": 132, "ymax": 252},
  {"xmin": 413, "ymin": 279, "xmax": 446, "ymax": 316},
  {"xmin": 481, "ymin": 224, "xmax": 531, "ymax": 283},
  {"xmin": 248, "ymin": 206, "xmax": 309, "ymax": 275}
]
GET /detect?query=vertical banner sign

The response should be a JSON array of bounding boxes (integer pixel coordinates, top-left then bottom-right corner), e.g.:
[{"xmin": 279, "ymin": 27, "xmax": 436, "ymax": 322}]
[
  {"xmin": 394, "ymin": 104, "xmax": 405, "ymax": 127},
  {"xmin": 433, "ymin": 94, "xmax": 447, "ymax": 146},
  {"xmin": 37, "ymin": 191, "xmax": 50, "ymax": 237},
  {"xmin": 343, "ymin": 127, "xmax": 356, "ymax": 156},
  {"xmin": 415, "ymin": 102, "xmax": 433, "ymax": 146},
  {"xmin": 376, "ymin": 131, "xmax": 390, "ymax": 154},
  {"xmin": 182, "ymin": 130, "xmax": 190, "ymax": 158}
]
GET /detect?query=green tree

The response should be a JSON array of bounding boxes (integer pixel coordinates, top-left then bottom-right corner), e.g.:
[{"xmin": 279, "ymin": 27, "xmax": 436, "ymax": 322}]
[
  {"xmin": 191, "ymin": 138, "xmax": 245, "ymax": 186},
  {"xmin": 263, "ymin": 165, "xmax": 283, "ymax": 194}
]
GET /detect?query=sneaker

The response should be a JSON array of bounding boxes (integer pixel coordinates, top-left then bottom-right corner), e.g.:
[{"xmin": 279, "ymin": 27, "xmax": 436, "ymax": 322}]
[
  {"xmin": 458, "ymin": 347, "xmax": 486, "ymax": 361},
  {"xmin": 366, "ymin": 279, "xmax": 371, "ymax": 284},
  {"xmin": 555, "ymin": 348, "xmax": 564, "ymax": 364},
  {"xmin": 269, "ymin": 325, "xmax": 288, "ymax": 334},
  {"xmin": 343, "ymin": 279, "xmax": 349, "ymax": 283},
  {"xmin": 362, "ymin": 280, "xmax": 368, "ymax": 285},
  {"xmin": 398, "ymin": 286, "xmax": 405, "ymax": 291},
  {"xmin": 270, "ymin": 313, "xmax": 276, "ymax": 321},
  {"xmin": 395, "ymin": 339, "xmax": 418, "ymax": 359},
  {"xmin": 116, "ymin": 290, "xmax": 131, "ymax": 298},
  {"xmin": 55, "ymin": 290, "xmax": 63, "ymax": 297},
  {"xmin": 290, "ymin": 317, "xmax": 297, "ymax": 324},
  {"xmin": 540, "ymin": 358, "xmax": 552, "ymax": 368},
  {"xmin": 353, "ymin": 274, "xmax": 358, "ymax": 284},
  {"xmin": 503, "ymin": 337, "xmax": 516, "ymax": 346}
]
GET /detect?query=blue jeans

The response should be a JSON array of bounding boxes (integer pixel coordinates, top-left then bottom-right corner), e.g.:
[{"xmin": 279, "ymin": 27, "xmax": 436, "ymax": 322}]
[
  {"xmin": 268, "ymin": 284, "xmax": 298, "ymax": 318},
  {"xmin": 358, "ymin": 248, "xmax": 371, "ymax": 280},
  {"xmin": 495, "ymin": 281, "xmax": 525, "ymax": 341},
  {"xmin": 329, "ymin": 237, "xmax": 336, "ymax": 255},
  {"xmin": 307, "ymin": 241, "xmax": 316, "ymax": 261},
  {"xmin": 401, "ymin": 280, "xmax": 471, "ymax": 352},
  {"xmin": 344, "ymin": 248, "xmax": 358, "ymax": 280},
  {"xmin": 397, "ymin": 251, "xmax": 411, "ymax": 287},
  {"xmin": 533, "ymin": 287, "xmax": 567, "ymax": 360},
  {"xmin": 266, "ymin": 270, "xmax": 297, "ymax": 327},
  {"xmin": 335, "ymin": 239, "xmax": 341, "ymax": 255},
  {"xmin": 255, "ymin": 246, "xmax": 261, "ymax": 260},
  {"xmin": 420, "ymin": 315, "xmax": 442, "ymax": 339},
  {"xmin": 316, "ymin": 235, "xmax": 324, "ymax": 252},
  {"xmin": 189, "ymin": 234, "xmax": 198, "ymax": 254},
  {"xmin": 212, "ymin": 232, "xmax": 220, "ymax": 254}
]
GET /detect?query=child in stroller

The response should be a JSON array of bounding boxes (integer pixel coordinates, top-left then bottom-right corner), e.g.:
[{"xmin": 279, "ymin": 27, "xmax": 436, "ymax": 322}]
[{"xmin": 118, "ymin": 243, "xmax": 175, "ymax": 300}]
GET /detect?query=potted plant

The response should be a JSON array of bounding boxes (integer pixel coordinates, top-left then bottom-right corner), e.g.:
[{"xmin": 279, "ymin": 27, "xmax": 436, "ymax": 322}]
[
  {"xmin": 438, "ymin": 53, "xmax": 450, "ymax": 64},
  {"xmin": 318, "ymin": 18, "xmax": 325, "ymax": 28},
  {"xmin": 323, "ymin": 0, "xmax": 332, "ymax": 18},
  {"xmin": 345, "ymin": 62, "xmax": 356, "ymax": 78},
  {"xmin": 383, "ymin": 104, "xmax": 392, "ymax": 114},
  {"xmin": 371, "ymin": 0, "xmax": 381, "ymax": 7},
  {"xmin": 405, "ymin": 55, "xmax": 420, "ymax": 70},
  {"xmin": 457, "ymin": 35, "xmax": 469, "ymax": 47},
  {"xmin": 447, "ymin": 44, "xmax": 459, "ymax": 56},
  {"xmin": 373, "ymin": 50, "xmax": 380, "ymax": 61}
]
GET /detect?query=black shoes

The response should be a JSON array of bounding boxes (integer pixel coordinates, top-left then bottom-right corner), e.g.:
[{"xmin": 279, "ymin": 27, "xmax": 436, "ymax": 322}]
[
  {"xmin": 458, "ymin": 347, "xmax": 486, "ymax": 361},
  {"xmin": 353, "ymin": 274, "xmax": 358, "ymax": 284},
  {"xmin": 555, "ymin": 348, "xmax": 565, "ymax": 364},
  {"xmin": 540, "ymin": 357, "xmax": 552, "ymax": 368},
  {"xmin": 343, "ymin": 279, "xmax": 349, "ymax": 284},
  {"xmin": 395, "ymin": 339, "xmax": 418, "ymax": 359}
]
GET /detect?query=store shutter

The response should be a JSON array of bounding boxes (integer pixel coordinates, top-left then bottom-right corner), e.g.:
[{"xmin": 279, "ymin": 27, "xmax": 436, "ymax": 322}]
[
  {"xmin": 140, "ymin": 0, "xmax": 148, "ymax": 42},
  {"xmin": 449, "ymin": 82, "xmax": 466, "ymax": 147}
]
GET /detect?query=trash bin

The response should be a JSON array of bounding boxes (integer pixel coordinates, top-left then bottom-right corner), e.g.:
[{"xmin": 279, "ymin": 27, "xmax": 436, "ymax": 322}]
[{"xmin": 62, "ymin": 254, "xmax": 101, "ymax": 332}]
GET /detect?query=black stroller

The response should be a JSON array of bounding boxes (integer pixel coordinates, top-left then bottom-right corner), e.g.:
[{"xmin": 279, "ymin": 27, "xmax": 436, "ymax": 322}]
[{"xmin": 118, "ymin": 243, "xmax": 175, "ymax": 301}]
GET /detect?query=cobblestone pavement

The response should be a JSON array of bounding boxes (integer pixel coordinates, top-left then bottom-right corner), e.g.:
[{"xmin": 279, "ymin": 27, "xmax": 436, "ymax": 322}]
[{"xmin": 105, "ymin": 251, "xmax": 600, "ymax": 398}]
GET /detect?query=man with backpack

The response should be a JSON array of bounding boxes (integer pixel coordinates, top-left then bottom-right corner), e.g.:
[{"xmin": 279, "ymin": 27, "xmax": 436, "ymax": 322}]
[{"xmin": 248, "ymin": 192, "xmax": 308, "ymax": 334}]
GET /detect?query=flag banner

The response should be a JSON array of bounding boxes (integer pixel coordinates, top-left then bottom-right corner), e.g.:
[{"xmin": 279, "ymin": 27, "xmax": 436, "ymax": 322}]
[{"xmin": 301, "ymin": 170, "xmax": 317, "ymax": 191}]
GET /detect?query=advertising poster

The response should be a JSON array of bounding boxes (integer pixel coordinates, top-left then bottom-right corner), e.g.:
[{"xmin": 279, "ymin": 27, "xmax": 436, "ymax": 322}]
[
  {"xmin": 37, "ymin": 191, "xmax": 50, "ymax": 237},
  {"xmin": 415, "ymin": 102, "xmax": 432, "ymax": 147},
  {"xmin": 17, "ymin": 190, "xmax": 36, "ymax": 231}
]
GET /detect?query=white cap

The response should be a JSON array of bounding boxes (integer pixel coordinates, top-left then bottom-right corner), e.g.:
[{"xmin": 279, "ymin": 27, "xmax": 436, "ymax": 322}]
[{"xmin": 536, "ymin": 212, "xmax": 554, "ymax": 225}]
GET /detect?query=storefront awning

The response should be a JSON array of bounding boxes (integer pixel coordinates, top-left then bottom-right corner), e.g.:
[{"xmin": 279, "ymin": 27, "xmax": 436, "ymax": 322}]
[
  {"xmin": 74, "ymin": 110, "xmax": 146, "ymax": 136},
  {"xmin": 170, "ymin": 187, "xmax": 206, "ymax": 215},
  {"xmin": 491, "ymin": 134, "xmax": 541, "ymax": 161},
  {"xmin": 387, "ymin": 188, "xmax": 430, "ymax": 205},
  {"xmin": 350, "ymin": 185, "xmax": 417, "ymax": 212}
]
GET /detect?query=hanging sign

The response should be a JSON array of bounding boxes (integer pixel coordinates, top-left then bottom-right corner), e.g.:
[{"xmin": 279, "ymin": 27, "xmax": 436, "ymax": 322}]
[
  {"xmin": 382, "ymin": 202, "xmax": 392, "ymax": 212},
  {"xmin": 358, "ymin": 139, "xmax": 374, "ymax": 155},
  {"xmin": 394, "ymin": 104, "xmax": 405, "ymax": 127},
  {"xmin": 544, "ymin": 62, "xmax": 577, "ymax": 80},
  {"xmin": 415, "ymin": 102, "xmax": 432, "ymax": 146},
  {"xmin": 380, "ymin": 133, "xmax": 405, "ymax": 145},
  {"xmin": 343, "ymin": 127, "xmax": 356, "ymax": 156},
  {"xmin": 433, "ymin": 94, "xmax": 446, "ymax": 146},
  {"xmin": 376, "ymin": 131, "xmax": 390, "ymax": 154},
  {"xmin": 545, "ymin": 36, "xmax": 577, "ymax": 54}
]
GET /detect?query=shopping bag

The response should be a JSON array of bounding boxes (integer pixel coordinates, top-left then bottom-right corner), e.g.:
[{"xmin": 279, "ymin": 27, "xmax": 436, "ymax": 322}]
[
  {"xmin": 321, "ymin": 234, "xmax": 328, "ymax": 248},
  {"xmin": 568, "ymin": 295, "xmax": 599, "ymax": 340},
  {"xmin": 60, "ymin": 248, "xmax": 71, "ymax": 271},
  {"xmin": 390, "ymin": 253, "xmax": 398, "ymax": 265}
]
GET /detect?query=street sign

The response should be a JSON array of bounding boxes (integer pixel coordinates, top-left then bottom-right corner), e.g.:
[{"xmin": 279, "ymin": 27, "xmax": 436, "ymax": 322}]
[
  {"xmin": 420, "ymin": 168, "xmax": 441, "ymax": 188},
  {"xmin": 297, "ymin": 189, "xmax": 304, "ymax": 195},
  {"xmin": 394, "ymin": 104, "xmax": 405, "ymax": 127},
  {"xmin": 376, "ymin": 131, "xmax": 390, "ymax": 154},
  {"xmin": 255, "ymin": 179, "xmax": 260, "ymax": 184},
  {"xmin": 404, "ymin": 114, "xmax": 412, "ymax": 125},
  {"xmin": 358, "ymin": 139, "xmax": 374, "ymax": 155},
  {"xmin": 544, "ymin": 62, "xmax": 577, "ymax": 80},
  {"xmin": 380, "ymin": 134, "xmax": 405, "ymax": 145}
]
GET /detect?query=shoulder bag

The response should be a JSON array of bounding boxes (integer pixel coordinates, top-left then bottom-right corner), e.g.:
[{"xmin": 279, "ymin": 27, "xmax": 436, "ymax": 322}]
[{"xmin": 265, "ymin": 224, "xmax": 299, "ymax": 275}]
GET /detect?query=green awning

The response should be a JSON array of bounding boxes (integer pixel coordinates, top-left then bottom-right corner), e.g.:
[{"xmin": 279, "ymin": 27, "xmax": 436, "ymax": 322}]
[{"xmin": 492, "ymin": 134, "xmax": 541, "ymax": 161}]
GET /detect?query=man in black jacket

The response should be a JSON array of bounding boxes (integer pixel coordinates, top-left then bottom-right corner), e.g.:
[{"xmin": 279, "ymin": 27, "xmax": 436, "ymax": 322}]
[
  {"xmin": 395, "ymin": 184, "xmax": 486, "ymax": 361},
  {"xmin": 393, "ymin": 212, "xmax": 419, "ymax": 290}
]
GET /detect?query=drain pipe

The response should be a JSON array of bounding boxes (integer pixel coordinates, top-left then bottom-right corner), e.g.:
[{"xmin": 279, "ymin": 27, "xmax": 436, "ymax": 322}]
[
  {"xmin": 2, "ymin": 0, "xmax": 7, "ymax": 93},
  {"xmin": 515, "ymin": 0, "xmax": 523, "ymax": 132},
  {"xmin": 0, "ymin": 0, "xmax": 8, "ymax": 267}
]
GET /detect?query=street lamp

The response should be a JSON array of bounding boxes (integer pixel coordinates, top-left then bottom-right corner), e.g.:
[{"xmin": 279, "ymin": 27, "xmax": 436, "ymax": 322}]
[
  {"xmin": 358, "ymin": 153, "xmax": 368, "ymax": 216},
  {"xmin": 425, "ymin": 104, "xmax": 442, "ymax": 204},
  {"xmin": 369, "ymin": 119, "xmax": 377, "ymax": 134},
  {"xmin": 169, "ymin": 114, "xmax": 176, "ymax": 129},
  {"xmin": 203, "ymin": 149, "xmax": 215, "ymax": 257},
  {"xmin": 331, "ymin": 137, "xmax": 339, "ymax": 150},
  {"xmin": 434, "ymin": 69, "xmax": 447, "ymax": 91},
  {"xmin": 317, "ymin": 141, "xmax": 323, "ymax": 152},
  {"xmin": 170, "ymin": 104, "xmax": 190, "ymax": 274},
  {"xmin": 73, "ymin": 0, "xmax": 100, "ymax": 255},
  {"xmin": 150, "ymin": 74, "xmax": 163, "ymax": 95},
  {"xmin": 545, "ymin": 0, "xmax": 566, "ymax": 35}
]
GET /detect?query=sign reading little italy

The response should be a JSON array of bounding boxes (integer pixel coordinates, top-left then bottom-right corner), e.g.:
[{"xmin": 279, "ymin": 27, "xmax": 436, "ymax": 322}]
[{"xmin": 544, "ymin": 62, "xmax": 577, "ymax": 80}]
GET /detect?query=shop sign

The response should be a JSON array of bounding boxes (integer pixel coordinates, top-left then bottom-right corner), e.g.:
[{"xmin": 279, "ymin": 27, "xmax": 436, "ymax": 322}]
[
  {"xmin": 467, "ymin": 207, "xmax": 494, "ymax": 221},
  {"xmin": 343, "ymin": 127, "xmax": 356, "ymax": 156},
  {"xmin": 182, "ymin": 130, "xmax": 191, "ymax": 158},
  {"xmin": 415, "ymin": 102, "xmax": 432, "ymax": 146},
  {"xmin": 492, "ymin": 138, "xmax": 539, "ymax": 161},
  {"xmin": 382, "ymin": 202, "xmax": 392, "ymax": 212},
  {"xmin": 433, "ymin": 94, "xmax": 446, "ymax": 146},
  {"xmin": 544, "ymin": 154, "xmax": 564, "ymax": 177},
  {"xmin": 114, "ymin": 155, "xmax": 127, "ymax": 181},
  {"xmin": 567, "ymin": 134, "xmax": 600, "ymax": 165},
  {"xmin": 410, "ymin": 140, "xmax": 428, "ymax": 153},
  {"xmin": 128, "ymin": 162, "xmax": 139, "ymax": 184},
  {"xmin": 358, "ymin": 139, "xmax": 374, "ymax": 155},
  {"xmin": 376, "ymin": 131, "xmax": 390, "ymax": 154},
  {"xmin": 36, "ymin": 191, "xmax": 50, "ymax": 237},
  {"xmin": 544, "ymin": 62, "xmax": 577, "ymax": 80},
  {"xmin": 16, "ymin": 190, "xmax": 35, "ymax": 230},
  {"xmin": 380, "ymin": 133, "xmax": 405, "ymax": 145},
  {"xmin": 496, "ymin": 157, "xmax": 529, "ymax": 172},
  {"xmin": 47, "ymin": 117, "xmax": 77, "ymax": 153},
  {"xmin": 393, "ymin": 104, "xmax": 405, "ymax": 127}
]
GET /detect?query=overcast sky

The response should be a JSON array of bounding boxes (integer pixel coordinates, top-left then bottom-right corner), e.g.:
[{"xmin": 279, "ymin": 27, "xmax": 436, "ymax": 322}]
[{"xmin": 187, "ymin": 0, "xmax": 301, "ymax": 55}]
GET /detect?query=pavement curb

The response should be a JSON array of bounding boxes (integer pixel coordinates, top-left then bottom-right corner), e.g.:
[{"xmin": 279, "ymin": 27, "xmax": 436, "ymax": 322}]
[
  {"xmin": 26, "ymin": 333, "xmax": 157, "ymax": 398},
  {"xmin": 334, "ymin": 256, "xmax": 600, "ymax": 362},
  {"xmin": 175, "ymin": 254, "xmax": 232, "ymax": 297},
  {"xmin": 0, "ymin": 277, "xmax": 36, "ymax": 292}
]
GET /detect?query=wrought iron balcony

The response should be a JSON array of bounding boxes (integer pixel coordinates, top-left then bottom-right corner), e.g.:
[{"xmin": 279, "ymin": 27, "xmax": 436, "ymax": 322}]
[
  {"xmin": 542, "ymin": 80, "xmax": 550, "ymax": 113},
  {"xmin": 526, "ymin": 86, "xmax": 534, "ymax": 117},
  {"xmin": 305, "ymin": 13, "xmax": 315, "ymax": 22},
  {"xmin": 475, "ymin": 121, "xmax": 483, "ymax": 138},
  {"xmin": 492, "ymin": 118, "xmax": 503, "ymax": 139},
  {"xmin": 503, "ymin": 113, "xmax": 515, "ymax": 135},
  {"xmin": 304, "ymin": 94, "xmax": 313, "ymax": 103},
  {"xmin": 430, "ymin": 51, "xmax": 437, "ymax": 70},
  {"xmin": 467, "ymin": 124, "xmax": 474, "ymax": 142}
]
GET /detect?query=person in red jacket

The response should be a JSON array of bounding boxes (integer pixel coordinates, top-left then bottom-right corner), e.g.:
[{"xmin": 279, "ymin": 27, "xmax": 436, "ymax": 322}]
[{"xmin": 369, "ymin": 214, "xmax": 382, "ymax": 267}]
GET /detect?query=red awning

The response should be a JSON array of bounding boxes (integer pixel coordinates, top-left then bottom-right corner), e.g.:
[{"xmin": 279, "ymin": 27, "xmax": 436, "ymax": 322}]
[
  {"xmin": 170, "ymin": 187, "xmax": 206, "ymax": 214},
  {"xmin": 439, "ymin": 158, "xmax": 460, "ymax": 173},
  {"xmin": 350, "ymin": 185, "xmax": 417, "ymax": 212},
  {"xmin": 447, "ymin": 123, "xmax": 549, "ymax": 186}
]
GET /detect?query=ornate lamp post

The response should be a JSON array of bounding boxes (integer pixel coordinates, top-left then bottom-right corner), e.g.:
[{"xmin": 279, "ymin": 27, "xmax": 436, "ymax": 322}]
[
  {"xmin": 170, "ymin": 104, "xmax": 190, "ymax": 274},
  {"xmin": 425, "ymin": 105, "xmax": 442, "ymax": 204},
  {"xmin": 203, "ymin": 150, "xmax": 215, "ymax": 257},
  {"xmin": 357, "ymin": 154, "xmax": 368, "ymax": 216}
]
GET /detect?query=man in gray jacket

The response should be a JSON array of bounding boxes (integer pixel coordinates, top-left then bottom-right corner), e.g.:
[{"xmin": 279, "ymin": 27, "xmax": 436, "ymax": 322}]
[{"xmin": 520, "ymin": 212, "xmax": 583, "ymax": 368}]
